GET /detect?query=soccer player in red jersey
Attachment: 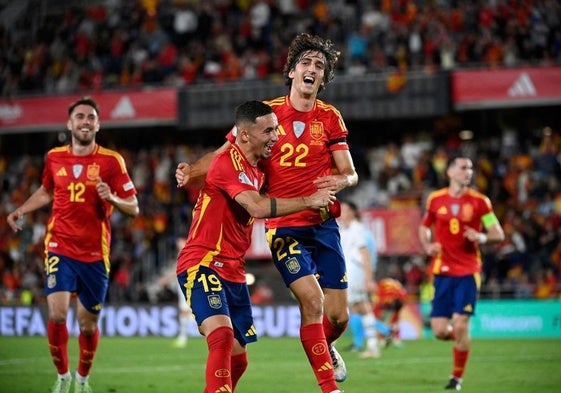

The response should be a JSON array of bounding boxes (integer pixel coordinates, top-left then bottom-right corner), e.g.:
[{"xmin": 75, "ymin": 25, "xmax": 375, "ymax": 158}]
[
  {"xmin": 176, "ymin": 33, "xmax": 357, "ymax": 393},
  {"xmin": 373, "ymin": 278, "xmax": 408, "ymax": 347},
  {"xmin": 6, "ymin": 97, "xmax": 139, "ymax": 393},
  {"xmin": 418, "ymin": 155, "xmax": 504, "ymax": 391},
  {"xmin": 176, "ymin": 34, "xmax": 357, "ymax": 392},
  {"xmin": 175, "ymin": 101, "xmax": 337, "ymax": 393}
]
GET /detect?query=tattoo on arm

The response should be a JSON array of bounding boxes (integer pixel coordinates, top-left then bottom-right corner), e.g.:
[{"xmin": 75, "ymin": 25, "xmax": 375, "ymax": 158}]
[{"xmin": 270, "ymin": 198, "xmax": 277, "ymax": 217}]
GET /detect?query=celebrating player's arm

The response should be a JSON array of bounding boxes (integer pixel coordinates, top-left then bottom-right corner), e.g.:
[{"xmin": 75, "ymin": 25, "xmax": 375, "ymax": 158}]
[
  {"xmin": 95, "ymin": 177, "xmax": 139, "ymax": 216},
  {"xmin": 176, "ymin": 141, "xmax": 230, "ymax": 188},
  {"xmin": 234, "ymin": 188, "xmax": 335, "ymax": 219},
  {"xmin": 314, "ymin": 149, "xmax": 358, "ymax": 193}
]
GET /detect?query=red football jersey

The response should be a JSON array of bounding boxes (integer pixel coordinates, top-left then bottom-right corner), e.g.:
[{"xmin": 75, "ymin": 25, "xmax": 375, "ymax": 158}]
[
  {"xmin": 377, "ymin": 278, "xmax": 407, "ymax": 305},
  {"xmin": 227, "ymin": 96, "xmax": 349, "ymax": 227},
  {"xmin": 177, "ymin": 144, "xmax": 265, "ymax": 283},
  {"xmin": 421, "ymin": 188, "xmax": 495, "ymax": 276},
  {"xmin": 42, "ymin": 144, "xmax": 136, "ymax": 263}
]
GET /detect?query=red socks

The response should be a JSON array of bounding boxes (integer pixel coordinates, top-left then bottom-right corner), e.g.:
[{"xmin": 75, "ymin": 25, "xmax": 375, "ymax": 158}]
[
  {"xmin": 322, "ymin": 314, "xmax": 347, "ymax": 345},
  {"xmin": 231, "ymin": 351, "xmax": 248, "ymax": 390},
  {"xmin": 77, "ymin": 327, "xmax": 99, "ymax": 377},
  {"xmin": 452, "ymin": 347, "xmax": 469, "ymax": 379},
  {"xmin": 47, "ymin": 320, "xmax": 69, "ymax": 374},
  {"xmin": 300, "ymin": 323, "xmax": 339, "ymax": 393},
  {"xmin": 205, "ymin": 326, "xmax": 234, "ymax": 393}
]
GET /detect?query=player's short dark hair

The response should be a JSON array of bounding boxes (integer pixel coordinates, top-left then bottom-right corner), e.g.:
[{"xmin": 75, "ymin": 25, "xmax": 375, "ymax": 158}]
[
  {"xmin": 235, "ymin": 100, "xmax": 273, "ymax": 125},
  {"xmin": 68, "ymin": 97, "xmax": 99, "ymax": 117},
  {"xmin": 283, "ymin": 33, "xmax": 340, "ymax": 93},
  {"xmin": 447, "ymin": 154, "xmax": 474, "ymax": 169}
]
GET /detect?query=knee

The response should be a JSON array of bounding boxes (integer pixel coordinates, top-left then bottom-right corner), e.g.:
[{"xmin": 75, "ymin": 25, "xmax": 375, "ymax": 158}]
[
  {"xmin": 79, "ymin": 323, "xmax": 98, "ymax": 336},
  {"xmin": 329, "ymin": 309, "xmax": 350, "ymax": 328},
  {"xmin": 299, "ymin": 293, "xmax": 325, "ymax": 317},
  {"xmin": 431, "ymin": 323, "xmax": 452, "ymax": 340}
]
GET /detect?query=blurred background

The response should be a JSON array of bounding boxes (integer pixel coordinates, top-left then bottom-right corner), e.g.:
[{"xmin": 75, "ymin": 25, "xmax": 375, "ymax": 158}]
[{"xmin": 0, "ymin": 0, "xmax": 560, "ymax": 338}]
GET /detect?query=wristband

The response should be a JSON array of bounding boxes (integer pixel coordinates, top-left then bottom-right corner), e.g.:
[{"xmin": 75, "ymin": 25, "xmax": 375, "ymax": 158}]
[{"xmin": 477, "ymin": 233, "xmax": 488, "ymax": 244}]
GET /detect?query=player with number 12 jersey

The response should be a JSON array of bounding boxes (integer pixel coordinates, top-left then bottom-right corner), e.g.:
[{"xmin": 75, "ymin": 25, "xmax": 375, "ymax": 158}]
[{"xmin": 43, "ymin": 145, "xmax": 136, "ymax": 264}]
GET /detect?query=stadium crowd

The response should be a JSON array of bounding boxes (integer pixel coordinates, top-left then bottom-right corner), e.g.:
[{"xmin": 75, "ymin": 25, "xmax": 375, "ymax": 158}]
[
  {"xmin": 1, "ymin": 0, "xmax": 560, "ymax": 97},
  {"xmin": 1, "ymin": 0, "xmax": 560, "ymax": 305}
]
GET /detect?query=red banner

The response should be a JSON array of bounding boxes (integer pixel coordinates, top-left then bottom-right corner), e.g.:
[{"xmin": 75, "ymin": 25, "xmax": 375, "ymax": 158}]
[
  {"xmin": 361, "ymin": 208, "xmax": 422, "ymax": 256},
  {"xmin": 452, "ymin": 66, "xmax": 561, "ymax": 110},
  {"xmin": 0, "ymin": 88, "xmax": 177, "ymax": 133},
  {"xmin": 246, "ymin": 207, "xmax": 423, "ymax": 259}
]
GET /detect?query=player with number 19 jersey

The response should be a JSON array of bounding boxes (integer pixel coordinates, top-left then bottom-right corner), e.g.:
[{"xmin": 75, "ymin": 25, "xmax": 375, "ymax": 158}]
[
  {"xmin": 176, "ymin": 144, "xmax": 265, "ymax": 283},
  {"xmin": 42, "ymin": 144, "xmax": 136, "ymax": 265},
  {"xmin": 228, "ymin": 96, "xmax": 348, "ymax": 228}
]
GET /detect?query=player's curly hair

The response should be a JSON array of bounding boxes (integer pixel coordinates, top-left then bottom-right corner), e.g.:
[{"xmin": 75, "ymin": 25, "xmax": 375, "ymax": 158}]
[{"xmin": 283, "ymin": 33, "xmax": 340, "ymax": 93}]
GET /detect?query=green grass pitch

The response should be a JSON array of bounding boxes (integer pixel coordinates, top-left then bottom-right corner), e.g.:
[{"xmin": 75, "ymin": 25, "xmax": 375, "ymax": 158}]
[{"xmin": 1, "ymin": 335, "xmax": 560, "ymax": 392}]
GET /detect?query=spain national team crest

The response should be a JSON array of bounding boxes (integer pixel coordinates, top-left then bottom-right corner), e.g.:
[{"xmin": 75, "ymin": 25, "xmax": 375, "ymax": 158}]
[
  {"xmin": 309, "ymin": 121, "xmax": 324, "ymax": 146},
  {"xmin": 285, "ymin": 257, "xmax": 301, "ymax": 274},
  {"xmin": 207, "ymin": 294, "xmax": 222, "ymax": 309},
  {"xmin": 87, "ymin": 163, "xmax": 100, "ymax": 182},
  {"xmin": 461, "ymin": 203, "xmax": 474, "ymax": 221}
]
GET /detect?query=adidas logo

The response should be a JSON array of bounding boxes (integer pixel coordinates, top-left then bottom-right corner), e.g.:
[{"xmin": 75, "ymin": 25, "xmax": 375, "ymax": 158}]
[
  {"xmin": 245, "ymin": 325, "xmax": 257, "ymax": 336},
  {"xmin": 56, "ymin": 167, "xmax": 67, "ymax": 177},
  {"xmin": 317, "ymin": 361, "xmax": 334, "ymax": 372},
  {"xmin": 214, "ymin": 384, "xmax": 232, "ymax": 392},
  {"xmin": 111, "ymin": 96, "xmax": 136, "ymax": 119},
  {"xmin": 508, "ymin": 73, "xmax": 536, "ymax": 97}
]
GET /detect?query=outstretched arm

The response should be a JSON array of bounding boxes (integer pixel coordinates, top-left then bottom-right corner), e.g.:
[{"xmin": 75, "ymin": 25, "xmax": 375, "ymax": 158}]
[{"xmin": 176, "ymin": 140, "xmax": 231, "ymax": 188}]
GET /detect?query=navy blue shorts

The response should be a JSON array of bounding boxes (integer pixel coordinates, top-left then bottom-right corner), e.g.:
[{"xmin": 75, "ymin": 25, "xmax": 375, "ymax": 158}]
[
  {"xmin": 177, "ymin": 267, "xmax": 257, "ymax": 346},
  {"xmin": 266, "ymin": 218, "xmax": 347, "ymax": 289},
  {"xmin": 44, "ymin": 252, "xmax": 109, "ymax": 314},
  {"xmin": 430, "ymin": 274, "xmax": 479, "ymax": 318}
]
